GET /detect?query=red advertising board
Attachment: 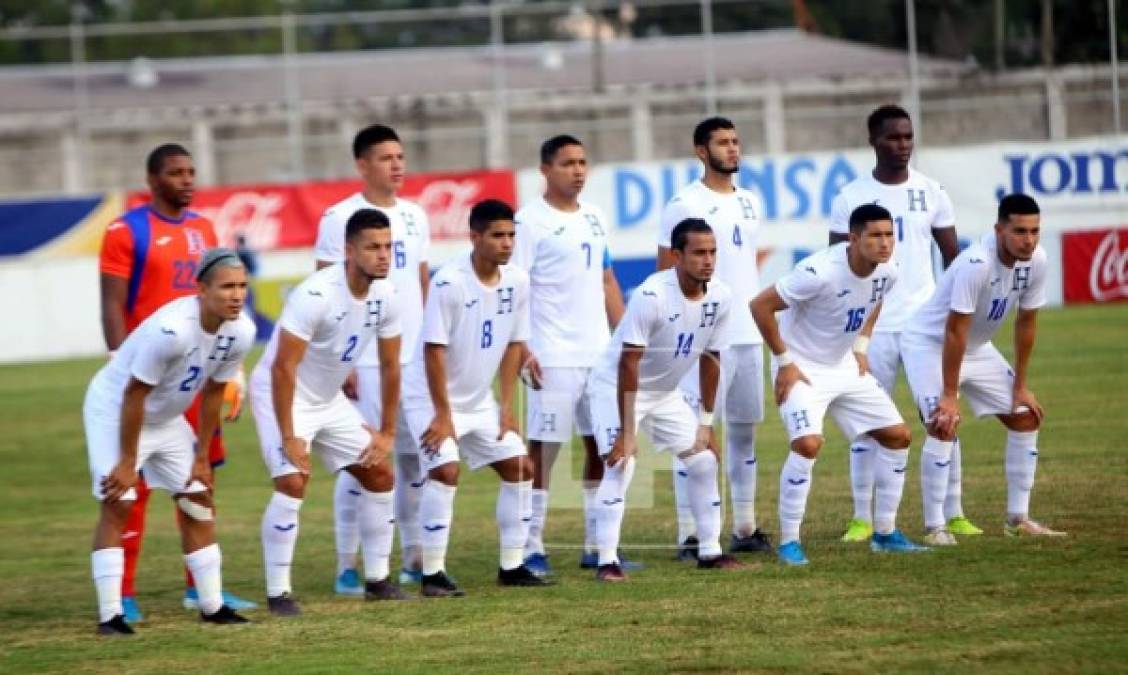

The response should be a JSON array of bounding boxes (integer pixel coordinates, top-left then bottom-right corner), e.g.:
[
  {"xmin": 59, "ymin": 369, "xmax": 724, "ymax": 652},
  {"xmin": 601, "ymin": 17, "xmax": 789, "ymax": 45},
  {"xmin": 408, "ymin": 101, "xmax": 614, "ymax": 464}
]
[
  {"xmin": 1062, "ymin": 228, "xmax": 1128, "ymax": 304},
  {"xmin": 126, "ymin": 170, "xmax": 516, "ymax": 251}
]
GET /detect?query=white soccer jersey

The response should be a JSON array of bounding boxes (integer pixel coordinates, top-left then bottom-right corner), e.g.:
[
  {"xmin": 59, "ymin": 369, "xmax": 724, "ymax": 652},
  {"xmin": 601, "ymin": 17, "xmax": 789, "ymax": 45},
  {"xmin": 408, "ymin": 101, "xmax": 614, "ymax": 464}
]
[
  {"xmin": 904, "ymin": 232, "xmax": 1047, "ymax": 350},
  {"xmin": 512, "ymin": 197, "xmax": 613, "ymax": 367},
  {"xmin": 252, "ymin": 264, "xmax": 401, "ymax": 405},
  {"xmin": 658, "ymin": 180, "xmax": 763, "ymax": 346},
  {"xmin": 776, "ymin": 243, "xmax": 898, "ymax": 366},
  {"xmin": 403, "ymin": 253, "xmax": 530, "ymax": 411},
  {"xmin": 313, "ymin": 193, "xmax": 429, "ymax": 365},
  {"xmin": 87, "ymin": 296, "xmax": 255, "ymax": 424},
  {"xmin": 829, "ymin": 169, "xmax": 955, "ymax": 333},
  {"xmin": 590, "ymin": 269, "xmax": 732, "ymax": 392}
]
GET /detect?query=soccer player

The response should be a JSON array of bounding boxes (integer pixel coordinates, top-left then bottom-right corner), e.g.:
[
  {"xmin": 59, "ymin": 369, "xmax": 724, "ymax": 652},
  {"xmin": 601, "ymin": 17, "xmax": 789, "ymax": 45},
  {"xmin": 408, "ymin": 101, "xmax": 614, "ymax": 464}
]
[
  {"xmin": 902, "ymin": 194, "xmax": 1063, "ymax": 543},
  {"xmin": 98, "ymin": 143, "xmax": 254, "ymax": 621},
  {"xmin": 828, "ymin": 105, "xmax": 970, "ymax": 544},
  {"xmin": 511, "ymin": 134, "xmax": 627, "ymax": 576},
  {"xmin": 403, "ymin": 199, "xmax": 548, "ymax": 596},
  {"xmin": 86, "ymin": 248, "xmax": 255, "ymax": 635},
  {"xmin": 313, "ymin": 124, "xmax": 432, "ymax": 593},
  {"xmin": 750, "ymin": 204, "xmax": 927, "ymax": 566},
  {"xmin": 252, "ymin": 209, "xmax": 407, "ymax": 614},
  {"xmin": 656, "ymin": 117, "xmax": 771, "ymax": 558},
  {"xmin": 590, "ymin": 218, "xmax": 741, "ymax": 582}
]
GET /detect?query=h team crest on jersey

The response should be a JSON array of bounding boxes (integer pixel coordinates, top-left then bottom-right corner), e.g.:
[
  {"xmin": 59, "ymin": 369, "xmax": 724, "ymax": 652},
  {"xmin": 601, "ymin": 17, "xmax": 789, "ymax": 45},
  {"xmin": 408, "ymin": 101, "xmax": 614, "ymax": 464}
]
[
  {"xmin": 907, "ymin": 189, "xmax": 928, "ymax": 212},
  {"xmin": 699, "ymin": 302, "xmax": 719, "ymax": 328},
  {"xmin": 496, "ymin": 287, "xmax": 514, "ymax": 314},
  {"xmin": 209, "ymin": 335, "xmax": 236, "ymax": 362},
  {"xmin": 364, "ymin": 300, "xmax": 383, "ymax": 327},
  {"xmin": 1012, "ymin": 265, "xmax": 1032, "ymax": 291},
  {"xmin": 402, "ymin": 210, "xmax": 418, "ymax": 236},
  {"xmin": 185, "ymin": 228, "xmax": 207, "ymax": 255},
  {"xmin": 737, "ymin": 196, "xmax": 757, "ymax": 220},
  {"xmin": 584, "ymin": 213, "xmax": 605, "ymax": 237},
  {"xmin": 870, "ymin": 277, "xmax": 890, "ymax": 302}
]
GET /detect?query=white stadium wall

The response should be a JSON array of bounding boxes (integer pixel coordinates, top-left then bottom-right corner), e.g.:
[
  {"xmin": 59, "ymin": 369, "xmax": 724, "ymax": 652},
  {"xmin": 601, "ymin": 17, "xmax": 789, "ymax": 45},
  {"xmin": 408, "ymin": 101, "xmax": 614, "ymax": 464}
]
[{"xmin": 1, "ymin": 136, "xmax": 1125, "ymax": 363}]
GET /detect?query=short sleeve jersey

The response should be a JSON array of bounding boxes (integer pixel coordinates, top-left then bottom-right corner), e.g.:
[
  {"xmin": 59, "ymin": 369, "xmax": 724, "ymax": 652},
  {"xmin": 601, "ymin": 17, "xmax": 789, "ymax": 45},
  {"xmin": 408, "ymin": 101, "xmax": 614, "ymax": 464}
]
[
  {"xmin": 403, "ymin": 254, "xmax": 531, "ymax": 412},
  {"xmin": 658, "ymin": 180, "xmax": 763, "ymax": 346},
  {"xmin": 254, "ymin": 265, "xmax": 401, "ymax": 405},
  {"xmin": 313, "ymin": 193, "xmax": 430, "ymax": 366},
  {"xmin": 828, "ymin": 169, "xmax": 955, "ymax": 333},
  {"xmin": 590, "ymin": 269, "xmax": 732, "ymax": 392},
  {"xmin": 87, "ymin": 296, "xmax": 255, "ymax": 424},
  {"xmin": 511, "ymin": 197, "xmax": 613, "ymax": 367},
  {"xmin": 904, "ymin": 232, "xmax": 1047, "ymax": 350},
  {"xmin": 775, "ymin": 243, "xmax": 898, "ymax": 366},
  {"xmin": 99, "ymin": 205, "xmax": 219, "ymax": 333}
]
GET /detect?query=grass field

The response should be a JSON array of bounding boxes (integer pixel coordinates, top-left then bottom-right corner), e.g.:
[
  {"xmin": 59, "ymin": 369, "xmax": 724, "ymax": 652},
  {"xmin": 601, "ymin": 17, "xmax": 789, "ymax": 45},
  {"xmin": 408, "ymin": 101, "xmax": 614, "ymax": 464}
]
[{"xmin": 1, "ymin": 304, "xmax": 1126, "ymax": 674}]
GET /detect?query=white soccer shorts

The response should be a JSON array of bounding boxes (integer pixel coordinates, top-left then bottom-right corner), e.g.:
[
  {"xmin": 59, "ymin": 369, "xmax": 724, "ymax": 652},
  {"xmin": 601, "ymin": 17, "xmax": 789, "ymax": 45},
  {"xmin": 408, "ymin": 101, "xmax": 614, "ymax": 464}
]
[
  {"xmin": 587, "ymin": 383, "xmax": 698, "ymax": 457},
  {"xmin": 677, "ymin": 344, "xmax": 765, "ymax": 423},
  {"xmin": 355, "ymin": 364, "xmax": 420, "ymax": 456},
  {"xmin": 865, "ymin": 331, "xmax": 903, "ymax": 396},
  {"xmin": 526, "ymin": 366, "xmax": 595, "ymax": 443},
  {"xmin": 773, "ymin": 357, "xmax": 904, "ymax": 443},
  {"xmin": 84, "ymin": 395, "xmax": 204, "ymax": 502},
  {"xmin": 902, "ymin": 338, "xmax": 1017, "ymax": 420},
  {"xmin": 250, "ymin": 384, "xmax": 373, "ymax": 479},
  {"xmin": 402, "ymin": 399, "xmax": 526, "ymax": 473}
]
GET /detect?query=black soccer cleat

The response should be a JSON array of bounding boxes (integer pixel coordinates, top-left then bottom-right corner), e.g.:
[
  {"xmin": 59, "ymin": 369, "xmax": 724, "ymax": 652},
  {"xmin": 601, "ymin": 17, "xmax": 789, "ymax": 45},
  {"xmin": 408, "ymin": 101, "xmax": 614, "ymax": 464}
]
[
  {"xmin": 697, "ymin": 553, "xmax": 744, "ymax": 570},
  {"xmin": 96, "ymin": 614, "xmax": 135, "ymax": 636},
  {"xmin": 497, "ymin": 565, "xmax": 553, "ymax": 587},
  {"xmin": 365, "ymin": 578, "xmax": 412, "ymax": 601},
  {"xmin": 730, "ymin": 529, "xmax": 774, "ymax": 554},
  {"xmin": 267, "ymin": 592, "xmax": 302, "ymax": 617},
  {"xmin": 596, "ymin": 563, "xmax": 628, "ymax": 582},
  {"xmin": 420, "ymin": 571, "xmax": 466, "ymax": 598},
  {"xmin": 677, "ymin": 535, "xmax": 700, "ymax": 561},
  {"xmin": 201, "ymin": 604, "xmax": 250, "ymax": 624}
]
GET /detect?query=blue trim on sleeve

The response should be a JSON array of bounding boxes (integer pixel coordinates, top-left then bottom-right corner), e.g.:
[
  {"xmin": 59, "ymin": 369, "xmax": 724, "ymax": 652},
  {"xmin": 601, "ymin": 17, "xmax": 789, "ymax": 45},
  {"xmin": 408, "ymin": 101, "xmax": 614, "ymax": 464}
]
[
  {"xmin": 121, "ymin": 206, "xmax": 152, "ymax": 315},
  {"xmin": 602, "ymin": 247, "xmax": 613, "ymax": 269}
]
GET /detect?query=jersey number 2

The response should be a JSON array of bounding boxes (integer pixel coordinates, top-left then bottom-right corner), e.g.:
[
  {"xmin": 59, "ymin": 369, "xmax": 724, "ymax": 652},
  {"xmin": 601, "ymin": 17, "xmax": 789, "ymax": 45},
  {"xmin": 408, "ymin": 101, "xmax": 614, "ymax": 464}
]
[
  {"xmin": 179, "ymin": 365, "xmax": 201, "ymax": 392},
  {"xmin": 341, "ymin": 335, "xmax": 359, "ymax": 362}
]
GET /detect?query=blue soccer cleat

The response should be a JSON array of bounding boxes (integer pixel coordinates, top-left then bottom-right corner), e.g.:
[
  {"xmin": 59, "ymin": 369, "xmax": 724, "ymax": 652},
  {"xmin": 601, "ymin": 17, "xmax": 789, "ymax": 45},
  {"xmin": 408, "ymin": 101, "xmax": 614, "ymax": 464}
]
[
  {"xmin": 183, "ymin": 588, "xmax": 260, "ymax": 610},
  {"xmin": 777, "ymin": 540, "xmax": 809, "ymax": 566},
  {"xmin": 334, "ymin": 568, "xmax": 364, "ymax": 596},
  {"xmin": 580, "ymin": 550, "xmax": 643, "ymax": 570},
  {"xmin": 523, "ymin": 552, "xmax": 551, "ymax": 578},
  {"xmin": 399, "ymin": 568, "xmax": 423, "ymax": 585},
  {"xmin": 121, "ymin": 595, "xmax": 143, "ymax": 624},
  {"xmin": 871, "ymin": 529, "xmax": 931, "ymax": 553}
]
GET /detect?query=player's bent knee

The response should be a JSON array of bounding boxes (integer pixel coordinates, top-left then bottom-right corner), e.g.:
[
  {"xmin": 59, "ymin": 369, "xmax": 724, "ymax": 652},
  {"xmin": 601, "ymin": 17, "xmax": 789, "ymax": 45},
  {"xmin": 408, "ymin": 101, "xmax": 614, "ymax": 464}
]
[
  {"xmin": 100, "ymin": 498, "xmax": 135, "ymax": 523},
  {"xmin": 874, "ymin": 424, "xmax": 912, "ymax": 450},
  {"xmin": 1000, "ymin": 411, "xmax": 1040, "ymax": 432},
  {"xmin": 349, "ymin": 463, "xmax": 394, "ymax": 492},
  {"xmin": 428, "ymin": 462, "xmax": 460, "ymax": 486},
  {"xmin": 790, "ymin": 435, "xmax": 822, "ymax": 458},
  {"xmin": 174, "ymin": 492, "xmax": 215, "ymax": 522},
  {"xmin": 273, "ymin": 473, "xmax": 308, "ymax": 499}
]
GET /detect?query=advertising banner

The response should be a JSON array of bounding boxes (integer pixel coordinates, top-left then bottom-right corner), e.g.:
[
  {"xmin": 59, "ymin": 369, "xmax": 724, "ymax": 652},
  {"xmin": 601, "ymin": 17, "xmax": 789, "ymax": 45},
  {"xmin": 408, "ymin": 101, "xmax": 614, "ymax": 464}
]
[{"xmin": 1062, "ymin": 228, "xmax": 1128, "ymax": 304}]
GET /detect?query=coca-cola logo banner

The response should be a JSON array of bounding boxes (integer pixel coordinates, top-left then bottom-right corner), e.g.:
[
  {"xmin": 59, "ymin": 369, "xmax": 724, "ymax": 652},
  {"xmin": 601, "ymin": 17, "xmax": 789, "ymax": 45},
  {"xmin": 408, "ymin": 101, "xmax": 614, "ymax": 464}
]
[
  {"xmin": 126, "ymin": 170, "xmax": 516, "ymax": 251},
  {"xmin": 1062, "ymin": 228, "xmax": 1128, "ymax": 304}
]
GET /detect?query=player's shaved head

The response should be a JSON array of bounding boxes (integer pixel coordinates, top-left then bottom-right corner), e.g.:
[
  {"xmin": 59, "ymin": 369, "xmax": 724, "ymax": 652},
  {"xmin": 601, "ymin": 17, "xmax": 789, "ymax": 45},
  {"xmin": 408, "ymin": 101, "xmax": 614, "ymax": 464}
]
[
  {"xmin": 693, "ymin": 117, "xmax": 735, "ymax": 147},
  {"xmin": 540, "ymin": 134, "xmax": 583, "ymax": 165},
  {"xmin": 997, "ymin": 193, "xmax": 1040, "ymax": 223},
  {"xmin": 848, "ymin": 203, "xmax": 893, "ymax": 234},
  {"xmin": 345, "ymin": 208, "xmax": 391, "ymax": 242},
  {"xmin": 670, "ymin": 218, "xmax": 713, "ymax": 251},
  {"xmin": 353, "ymin": 124, "xmax": 400, "ymax": 159},
  {"xmin": 146, "ymin": 143, "xmax": 192, "ymax": 175},
  {"xmin": 867, "ymin": 104, "xmax": 911, "ymax": 138},
  {"xmin": 469, "ymin": 199, "xmax": 514, "ymax": 233}
]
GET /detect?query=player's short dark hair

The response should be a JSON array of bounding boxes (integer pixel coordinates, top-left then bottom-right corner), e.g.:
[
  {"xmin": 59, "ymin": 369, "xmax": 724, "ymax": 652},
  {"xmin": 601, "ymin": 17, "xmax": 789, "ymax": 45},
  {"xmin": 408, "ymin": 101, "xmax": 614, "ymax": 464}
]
[
  {"xmin": 469, "ymin": 199, "xmax": 514, "ymax": 233},
  {"xmin": 345, "ymin": 208, "xmax": 391, "ymax": 243},
  {"xmin": 146, "ymin": 143, "xmax": 191, "ymax": 175},
  {"xmin": 867, "ymin": 104, "xmax": 911, "ymax": 138},
  {"xmin": 540, "ymin": 134, "xmax": 583, "ymax": 165},
  {"xmin": 670, "ymin": 218, "xmax": 714, "ymax": 251},
  {"xmin": 997, "ymin": 193, "xmax": 1040, "ymax": 222},
  {"xmin": 693, "ymin": 117, "xmax": 736, "ymax": 147},
  {"xmin": 848, "ymin": 203, "xmax": 893, "ymax": 234},
  {"xmin": 353, "ymin": 124, "xmax": 401, "ymax": 159}
]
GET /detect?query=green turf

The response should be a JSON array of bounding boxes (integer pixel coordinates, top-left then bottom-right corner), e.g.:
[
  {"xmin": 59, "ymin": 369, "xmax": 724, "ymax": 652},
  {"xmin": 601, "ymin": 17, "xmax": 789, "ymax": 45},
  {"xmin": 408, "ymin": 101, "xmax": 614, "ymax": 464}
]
[{"xmin": 1, "ymin": 304, "xmax": 1126, "ymax": 673}]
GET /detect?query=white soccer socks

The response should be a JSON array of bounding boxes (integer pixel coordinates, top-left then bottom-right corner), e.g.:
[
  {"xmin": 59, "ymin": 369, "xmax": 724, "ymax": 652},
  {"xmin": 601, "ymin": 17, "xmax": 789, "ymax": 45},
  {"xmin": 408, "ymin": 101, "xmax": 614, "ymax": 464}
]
[
  {"xmin": 873, "ymin": 446, "xmax": 908, "ymax": 535},
  {"xmin": 91, "ymin": 547, "xmax": 124, "ymax": 622},
  {"xmin": 920, "ymin": 436, "xmax": 955, "ymax": 529},
  {"xmin": 596, "ymin": 457, "xmax": 636, "ymax": 566},
  {"xmin": 1005, "ymin": 430, "xmax": 1039, "ymax": 519},
  {"xmin": 848, "ymin": 436, "xmax": 877, "ymax": 522},
  {"xmin": 778, "ymin": 451, "xmax": 815, "ymax": 544},
  {"xmin": 333, "ymin": 471, "xmax": 362, "ymax": 575},
  {"xmin": 184, "ymin": 543, "xmax": 223, "ymax": 615},
  {"xmin": 671, "ymin": 455, "xmax": 695, "ymax": 544},
  {"xmin": 582, "ymin": 484, "xmax": 599, "ymax": 555},
  {"xmin": 394, "ymin": 452, "xmax": 424, "ymax": 571},
  {"xmin": 419, "ymin": 481, "xmax": 456, "ymax": 576},
  {"xmin": 262, "ymin": 491, "xmax": 302, "ymax": 597},
  {"xmin": 498, "ymin": 480, "xmax": 533, "ymax": 571},
  {"xmin": 944, "ymin": 438, "xmax": 966, "ymax": 521},
  {"xmin": 524, "ymin": 488, "xmax": 548, "ymax": 558},
  {"xmin": 358, "ymin": 489, "xmax": 395, "ymax": 582},
  {"xmin": 725, "ymin": 421, "xmax": 758, "ymax": 537},
  {"xmin": 683, "ymin": 450, "xmax": 723, "ymax": 559}
]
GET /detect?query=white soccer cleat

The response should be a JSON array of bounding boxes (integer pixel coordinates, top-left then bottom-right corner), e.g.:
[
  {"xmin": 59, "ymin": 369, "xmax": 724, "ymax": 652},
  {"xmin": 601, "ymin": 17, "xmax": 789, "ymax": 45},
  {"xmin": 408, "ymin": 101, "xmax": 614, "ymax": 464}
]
[
  {"xmin": 923, "ymin": 527, "xmax": 957, "ymax": 546},
  {"xmin": 1004, "ymin": 519, "xmax": 1067, "ymax": 537}
]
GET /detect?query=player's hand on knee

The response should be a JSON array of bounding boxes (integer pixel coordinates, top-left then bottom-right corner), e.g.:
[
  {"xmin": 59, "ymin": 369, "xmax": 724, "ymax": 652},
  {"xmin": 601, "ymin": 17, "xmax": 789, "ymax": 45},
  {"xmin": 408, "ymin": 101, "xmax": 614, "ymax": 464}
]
[
  {"xmin": 359, "ymin": 424, "xmax": 394, "ymax": 468},
  {"xmin": 1011, "ymin": 386, "xmax": 1044, "ymax": 424},
  {"xmin": 420, "ymin": 415, "xmax": 455, "ymax": 457},
  {"xmin": 283, "ymin": 436, "xmax": 312, "ymax": 474},
  {"xmin": 853, "ymin": 352, "xmax": 870, "ymax": 377},
  {"xmin": 520, "ymin": 354, "xmax": 544, "ymax": 390},
  {"xmin": 188, "ymin": 454, "xmax": 214, "ymax": 491},
  {"xmin": 606, "ymin": 435, "xmax": 636, "ymax": 468},
  {"xmin": 927, "ymin": 395, "xmax": 961, "ymax": 440},
  {"xmin": 498, "ymin": 408, "xmax": 520, "ymax": 441},
  {"xmin": 341, "ymin": 369, "xmax": 359, "ymax": 401},
  {"xmin": 774, "ymin": 364, "xmax": 810, "ymax": 405},
  {"xmin": 694, "ymin": 425, "xmax": 718, "ymax": 459},
  {"xmin": 101, "ymin": 460, "xmax": 138, "ymax": 502}
]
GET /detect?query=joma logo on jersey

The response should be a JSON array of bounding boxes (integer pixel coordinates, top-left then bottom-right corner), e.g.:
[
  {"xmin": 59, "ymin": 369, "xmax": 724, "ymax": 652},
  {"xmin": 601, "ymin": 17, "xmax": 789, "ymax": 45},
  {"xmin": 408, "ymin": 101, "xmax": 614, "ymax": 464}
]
[
  {"xmin": 1012, "ymin": 265, "xmax": 1032, "ymax": 291},
  {"xmin": 496, "ymin": 287, "xmax": 514, "ymax": 314},
  {"xmin": 907, "ymin": 189, "xmax": 928, "ymax": 212},
  {"xmin": 699, "ymin": 302, "xmax": 719, "ymax": 327},
  {"xmin": 584, "ymin": 213, "xmax": 605, "ymax": 237},
  {"xmin": 209, "ymin": 335, "xmax": 236, "ymax": 362},
  {"xmin": 364, "ymin": 300, "xmax": 383, "ymax": 327},
  {"xmin": 870, "ymin": 277, "xmax": 889, "ymax": 302}
]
